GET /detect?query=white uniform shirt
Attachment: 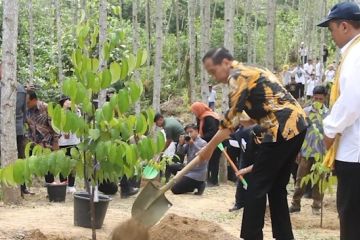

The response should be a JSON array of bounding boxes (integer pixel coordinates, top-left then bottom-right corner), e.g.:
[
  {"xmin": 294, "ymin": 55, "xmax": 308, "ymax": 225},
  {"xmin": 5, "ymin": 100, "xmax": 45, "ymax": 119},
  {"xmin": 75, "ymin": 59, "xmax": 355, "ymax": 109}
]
[
  {"xmin": 291, "ymin": 66, "xmax": 306, "ymax": 84},
  {"xmin": 208, "ymin": 89, "xmax": 216, "ymax": 103},
  {"xmin": 304, "ymin": 63, "xmax": 314, "ymax": 79},
  {"xmin": 323, "ymin": 34, "xmax": 360, "ymax": 163},
  {"xmin": 324, "ymin": 69, "xmax": 336, "ymax": 84}
]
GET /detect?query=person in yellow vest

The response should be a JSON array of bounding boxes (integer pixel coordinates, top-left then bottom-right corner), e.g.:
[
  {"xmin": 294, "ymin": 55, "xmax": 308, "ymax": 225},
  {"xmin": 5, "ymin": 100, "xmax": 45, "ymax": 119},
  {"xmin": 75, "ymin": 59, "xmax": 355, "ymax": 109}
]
[
  {"xmin": 198, "ymin": 47, "xmax": 308, "ymax": 240},
  {"xmin": 318, "ymin": 2, "xmax": 360, "ymax": 240}
]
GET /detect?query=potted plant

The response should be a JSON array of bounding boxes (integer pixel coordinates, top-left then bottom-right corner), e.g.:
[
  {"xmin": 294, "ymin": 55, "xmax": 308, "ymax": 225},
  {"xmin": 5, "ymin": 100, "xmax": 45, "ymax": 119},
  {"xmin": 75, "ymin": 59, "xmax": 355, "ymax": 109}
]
[{"xmin": 0, "ymin": 21, "xmax": 165, "ymax": 240}]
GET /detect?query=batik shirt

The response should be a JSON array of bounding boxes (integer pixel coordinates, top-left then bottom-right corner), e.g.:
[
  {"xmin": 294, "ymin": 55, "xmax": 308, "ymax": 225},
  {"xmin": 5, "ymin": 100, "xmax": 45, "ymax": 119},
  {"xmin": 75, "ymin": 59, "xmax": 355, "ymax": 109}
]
[
  {"xmin": 221, "ymin": 61, "xmax": 308, "ymax": 143},
  {"xmin": 26, "ymin": 101, "xmax": 59, "ymax": 149}
]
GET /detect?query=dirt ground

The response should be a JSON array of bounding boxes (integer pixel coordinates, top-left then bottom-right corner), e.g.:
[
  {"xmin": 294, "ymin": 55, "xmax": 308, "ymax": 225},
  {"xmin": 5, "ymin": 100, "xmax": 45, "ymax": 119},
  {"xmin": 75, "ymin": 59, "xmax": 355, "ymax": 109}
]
[{"xmin": 0, "ymin": 182, "xmax": 339, "ymax": 240}]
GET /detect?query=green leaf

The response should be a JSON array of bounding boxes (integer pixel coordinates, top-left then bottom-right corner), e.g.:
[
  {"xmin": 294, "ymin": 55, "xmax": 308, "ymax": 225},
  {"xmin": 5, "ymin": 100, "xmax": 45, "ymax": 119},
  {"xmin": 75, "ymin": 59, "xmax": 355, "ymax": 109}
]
[
  {"xmin": 118, "ymin": 89, "xmax": 129, "ymax": 113},
  {"xmin": 110, "ymin": 62, "xmax": 121, "ymax": 82},
  {"xmin": 127, "ymin": 54, "xmax": 136, "ymax": 74},
  {"xmin": 156, "ymin": 131, "xmax": 166, "ymax": 153},
  {"xmin": 101, "ymin": 69, "xmax": 112, "ymax": 89},
  {"xmin": 102, "ymin": 102, "xmax": 113, "ymax": 122},
  {"xmin": 135, "ymin": 114, "xmax": 147, "ymax": 135},
  {"xmin": 3, "ymin": 165, "xmax": 15, "ymax": 186},
  {"xmin": 120, "ymin": 122, "xmax": 131, "ymax": 141},
  {"xmin": 89, "ymin": 129, "xmax": 100, "ymax": 141},
  {"xmin": 120, "ymin": 59, "xmax": 128, "ymax": 80},
  {"xmin": 129, "ymin": 81, "xmax": 142, "ymax": 103},
  {"xmin": 96, "ymin": 142, "xmax": 107, "ymax": 161},
  {"xmin": 103, "ymin": 43, "xmax": 111, "ymax": 61},
  {"xmin": 91, "ymin": 58, "xmax": 100, "ymax": 72},
  {"xmin": 13, "ymin": 160, "xmax": 25, "ymax": 184},
  {"xmin": 136, "ymin": 49, "xmax": 148, "ymax": 67}
]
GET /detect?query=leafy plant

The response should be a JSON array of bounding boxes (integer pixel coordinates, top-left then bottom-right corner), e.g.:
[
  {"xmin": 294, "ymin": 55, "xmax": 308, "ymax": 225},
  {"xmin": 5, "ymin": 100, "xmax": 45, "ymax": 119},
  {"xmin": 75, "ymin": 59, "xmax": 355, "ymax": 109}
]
[
  {"xmin": 0, "ymin": 18, "xmax": 165, "ymax": 240},
  {"xmin": 300, "ymin": 102, "xmax": 337, "ymax": 227}
]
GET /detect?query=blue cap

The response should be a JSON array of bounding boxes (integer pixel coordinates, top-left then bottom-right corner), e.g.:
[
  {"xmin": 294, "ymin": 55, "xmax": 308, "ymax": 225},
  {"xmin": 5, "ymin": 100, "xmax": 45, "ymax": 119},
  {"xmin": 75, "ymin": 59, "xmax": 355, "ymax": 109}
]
[{"xmin": 317, "ymin": 2, "xmax": 360, "ymax": 27}]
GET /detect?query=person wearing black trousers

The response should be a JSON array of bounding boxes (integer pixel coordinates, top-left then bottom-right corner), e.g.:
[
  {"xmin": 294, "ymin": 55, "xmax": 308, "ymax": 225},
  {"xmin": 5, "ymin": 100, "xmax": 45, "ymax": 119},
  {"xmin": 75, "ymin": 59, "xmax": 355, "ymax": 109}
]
[
  {"xmin": 199, "ymin": 48, "xmax": 308, "ymax": 239},
  {"xmin": 228, "ymin": 126, "xmax": 260, "ymax": 212},
  {"xmin": 191, "ymin": 102, "xmax": 221, "ymax": 186}
]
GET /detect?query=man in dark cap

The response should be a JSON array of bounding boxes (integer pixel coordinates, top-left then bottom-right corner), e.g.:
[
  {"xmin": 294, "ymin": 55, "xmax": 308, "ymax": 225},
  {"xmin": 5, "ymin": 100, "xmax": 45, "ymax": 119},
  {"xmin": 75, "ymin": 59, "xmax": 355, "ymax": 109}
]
[{"xmin": 318, "ymin": 2, "xmax": 360, "ymax": 240}]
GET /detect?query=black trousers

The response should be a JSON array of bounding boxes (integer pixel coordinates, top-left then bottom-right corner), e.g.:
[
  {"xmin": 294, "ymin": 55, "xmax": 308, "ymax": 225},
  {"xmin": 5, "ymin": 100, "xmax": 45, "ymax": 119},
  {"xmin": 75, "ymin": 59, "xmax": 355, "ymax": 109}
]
[
  {"xmin": 171, "ymin": 176, "xmax": 204, "ymax": 194},
  {"xmin": 207, "ymin": 147, "xmax": 222, "ymax": 185},
  {"xmin": 335, "ymin": 160, "xmax": 360, "ymax": 240},
  {"xmin": 17, "ymin": 135, "xmax": 28, "ymax": 192},
  {"xmin": 240, "ymin": 131, "xmax": 306, "ymax": 240},
  {"xmin": 165, "ymin": 163, "xmax": 184, "ymax": 182}
]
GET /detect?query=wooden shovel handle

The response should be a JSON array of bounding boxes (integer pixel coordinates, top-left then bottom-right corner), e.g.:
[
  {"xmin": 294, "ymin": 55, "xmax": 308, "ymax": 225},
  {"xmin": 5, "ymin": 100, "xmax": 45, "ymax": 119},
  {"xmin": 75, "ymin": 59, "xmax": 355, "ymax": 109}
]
[
  {"xmin": 222, "ymin": 149, "xmax": 246, "ymax": 182},
  {"xmin": 160, "ymin": 155, "xmax": 202, "ymax": 193}
]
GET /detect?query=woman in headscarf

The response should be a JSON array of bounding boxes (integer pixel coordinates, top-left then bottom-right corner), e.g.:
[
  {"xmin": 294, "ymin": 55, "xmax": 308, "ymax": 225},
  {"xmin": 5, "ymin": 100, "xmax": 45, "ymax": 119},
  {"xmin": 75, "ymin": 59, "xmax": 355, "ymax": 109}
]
[{"xmin": 191, "ymin": 102, "xmax": 221, "ymax": 186}]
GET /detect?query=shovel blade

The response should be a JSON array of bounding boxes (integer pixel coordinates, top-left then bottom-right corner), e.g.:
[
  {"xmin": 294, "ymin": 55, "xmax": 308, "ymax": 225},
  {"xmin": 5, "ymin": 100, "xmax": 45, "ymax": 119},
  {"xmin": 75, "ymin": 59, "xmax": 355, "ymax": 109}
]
[{"xmin": 131, "ymin": 181, "xmax": 172, "ymax": 227}]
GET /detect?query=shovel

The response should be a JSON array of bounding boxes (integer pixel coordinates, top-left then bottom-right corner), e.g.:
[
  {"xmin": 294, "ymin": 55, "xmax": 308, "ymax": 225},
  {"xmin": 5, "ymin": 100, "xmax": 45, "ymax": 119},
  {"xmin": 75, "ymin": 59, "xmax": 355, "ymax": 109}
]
[
  {"xmin": 217, "ymin": 143, "xmax": 248, "ymax": 190},
  {"xmin": 131, "ymin": 154, "xmax": 203, "ymax": 227}
]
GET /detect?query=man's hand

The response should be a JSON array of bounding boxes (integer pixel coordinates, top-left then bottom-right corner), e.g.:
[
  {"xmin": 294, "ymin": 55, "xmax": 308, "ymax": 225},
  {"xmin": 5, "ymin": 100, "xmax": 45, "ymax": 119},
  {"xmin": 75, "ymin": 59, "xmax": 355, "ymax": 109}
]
[{"xmin": 324, "ymin": 135, "xmax": 335, "ymax": 150}]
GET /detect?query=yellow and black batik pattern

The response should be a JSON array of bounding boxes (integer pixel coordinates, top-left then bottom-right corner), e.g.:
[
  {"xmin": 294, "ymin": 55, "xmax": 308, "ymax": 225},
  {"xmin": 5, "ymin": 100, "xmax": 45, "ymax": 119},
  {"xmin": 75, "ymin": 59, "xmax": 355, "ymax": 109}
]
[{"xmin": 221, "ymin": 61, "xmax": 308, "ymax": 143}]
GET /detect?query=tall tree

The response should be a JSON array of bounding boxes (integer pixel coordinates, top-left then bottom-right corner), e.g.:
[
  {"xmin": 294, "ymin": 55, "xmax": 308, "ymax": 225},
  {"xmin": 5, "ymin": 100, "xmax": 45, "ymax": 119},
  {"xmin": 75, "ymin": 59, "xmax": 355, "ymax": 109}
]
[
  {"xmin": 132, "ymin": 0, "xmax": 141, "ymax": 114},
  {"xmin": 72, "ymin": 0, "xmax": 79, "ymax": 39},
  {"xmin": 145, "ymin": 0, "xmax": 152, "ymax": 80},
  {"xmin": 152, "ymin": 0, "xmax": 163, "ymax": 112},
  {"xmin": 174, "ymin": 0, "xmax": 181, "ymax": 83},
  {"xmin": 188, "ymin": 0, "xmax": 196, "ymax": 104},
  {"xmin": 220, "ymin": 0, "xmax": 235, "ymax": 184},
  {"xmin": 54, "ymin": 0, "xmax": 64, "ymax": 83},
  {"xmin": 28, "ymin": 0, "xmax": 34, "ymax": 84},
  {"xmin": 200, "ymin": 0, "xmax": 210, "ymax": 102},
  {"xmin": 1, "ymin": 0, "xmax": 21, "ymax": 204},
  {"xmin": 266, "ymin": 0, "xmax": 276, "ymax": 71},
  {"xmin": 98, "ymin": 0, "xmax": 108, "ymax": 107}
]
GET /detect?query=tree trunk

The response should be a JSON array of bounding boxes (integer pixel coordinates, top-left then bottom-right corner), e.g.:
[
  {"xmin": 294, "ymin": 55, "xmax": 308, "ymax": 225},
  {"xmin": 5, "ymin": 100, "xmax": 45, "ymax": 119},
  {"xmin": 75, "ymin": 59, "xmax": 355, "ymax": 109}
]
[
  {"xmin": 54, "ymin": 0, "xmax": 64, "ymax": 83},
  {"xmin": 200, "ymin": 0, "xmax": 210, "ymax": 102},
  {"xmin": 1, "ymin": 0, "xmax": 21, "ymax": 205},
  {"xmin": 153, "ymin": 0, "xmax": 163, "ymax": 112},
  {"xmin": 98, "ymin": 0, "xmax": 107, "ymax": 108},
  {"xmin": 132, "ymin": 0, "xmax": 141, "ymax": 114},
  {"xmin": 188, "ymin": 0, "xmax": 196, "ymax": 104},
  {"xmin": 145, "ymin": 0, "xmax": 152, "ymax": 83},
  {"xmin": 174, "ymin": 0, "xmax": 181, "ymax": 83},
  {"xmin": 28, "ymin": 0, "xmax": 34, "ymax": 84},
  {"xmin": 72, "ymin": 0, "xmax": 79, "ymax": 39},
  {"xmin": 266, "ymin": 0, "xmax": 276, "ymax": 71},
  {"xmin": 220, "ymin": 0, "xmax": 235, "ymax": 184}
]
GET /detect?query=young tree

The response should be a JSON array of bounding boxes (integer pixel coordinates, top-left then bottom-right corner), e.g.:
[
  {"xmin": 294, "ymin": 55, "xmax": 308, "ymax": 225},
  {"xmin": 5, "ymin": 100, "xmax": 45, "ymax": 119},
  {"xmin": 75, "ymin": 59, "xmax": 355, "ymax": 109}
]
[
  {"xmin": 1, "ymin": 0, "xmax": 21, "ymax": 204},
  {"xmin": 174, "ymin": 0, "xmax": 181, "ymax": 83},
  {"xmin": 98, "ymin": 0, "xmax": 108, "ymax": 107},
  {"xmin": 200, "ymin": 0, "xmax": 210, "ymax": 102},
  {"xmin": 153, "ymin": 0, "xmax": 163, "ymax": 112},
  {"xmin": 132, "ymin": 0, "xmax": 141, "ymax": 114},
  {"xmin": 28, "ymin": 0, "xmax": 35, "ymax": 84},
  {"xmin": 266, "ymin": 0, "xmax": 276, "ymax": 71},
  {"xmin": 55, "ymin": 0, "xmax": 64, "ymax": 83},
  {"xmin": 188, "ymin": 0, "xmax": 196, "ymax": 104}
]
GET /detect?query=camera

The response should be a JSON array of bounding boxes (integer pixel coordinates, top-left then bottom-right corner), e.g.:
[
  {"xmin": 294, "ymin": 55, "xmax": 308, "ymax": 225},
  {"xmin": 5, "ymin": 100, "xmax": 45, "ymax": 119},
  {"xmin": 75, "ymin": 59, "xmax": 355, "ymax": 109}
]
[{"xmin": 184, "ymin": 136, "xmax": 191, "ymax": 142}]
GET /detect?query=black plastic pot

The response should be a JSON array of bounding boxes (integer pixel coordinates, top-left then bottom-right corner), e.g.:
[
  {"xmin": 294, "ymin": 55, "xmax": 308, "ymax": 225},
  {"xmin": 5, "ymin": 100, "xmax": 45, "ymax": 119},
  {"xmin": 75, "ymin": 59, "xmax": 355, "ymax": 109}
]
[
  {"xmin": 46, "ymin": 182, "xmax": 67, "ymax": 202},
  {"xmin": 73, "ymin": 192, "xmax": 111, "ymax": 229}
]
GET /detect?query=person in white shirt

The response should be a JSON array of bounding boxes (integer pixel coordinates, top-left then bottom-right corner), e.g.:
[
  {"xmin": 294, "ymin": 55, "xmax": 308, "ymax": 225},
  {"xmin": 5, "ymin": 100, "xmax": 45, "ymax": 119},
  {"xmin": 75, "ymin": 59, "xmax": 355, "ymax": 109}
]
[
  {"xmin": 303, "ymin": 59, "xmax": 314, "ymax": 81},
  {"xmin": 306, "ymin": 72, "xmax": 317, "ymax": 99},
  {"xmin": 290, "ymin": 64, "xmax": 306, "ymax": 98},
  {"xmin": 315, "ymin": 57, "xmax": 323, "ymax": 83},
  {"xmin": 324, "ymin": 64, "xmax": 336, "ymax": 85},
  {"xmin": 318, "ymin": 2, "xmax": 360, "ymax": 239},
  {"xmin": 208, "ymin": 85, "xmax": 216, "ymax": 111},
  {"xmin": 298, "ymin": 42, "xmax": 308, "ymax": 64}
]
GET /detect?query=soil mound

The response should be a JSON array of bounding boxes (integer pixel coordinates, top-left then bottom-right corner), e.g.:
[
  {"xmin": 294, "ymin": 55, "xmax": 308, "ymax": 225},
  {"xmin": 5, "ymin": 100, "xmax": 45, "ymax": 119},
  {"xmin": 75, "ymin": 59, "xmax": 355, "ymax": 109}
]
[{"xmin": 149, "ymin": 214, "xmax": 237, "ymax": 240}]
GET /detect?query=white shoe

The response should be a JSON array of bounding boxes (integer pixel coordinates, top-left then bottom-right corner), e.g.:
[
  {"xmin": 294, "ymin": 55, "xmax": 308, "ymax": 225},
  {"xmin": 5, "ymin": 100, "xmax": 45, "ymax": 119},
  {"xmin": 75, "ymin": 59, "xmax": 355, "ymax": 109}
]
[{"xmin": 67, "ymin": 186, "xmax": 76, "ymax": 194}]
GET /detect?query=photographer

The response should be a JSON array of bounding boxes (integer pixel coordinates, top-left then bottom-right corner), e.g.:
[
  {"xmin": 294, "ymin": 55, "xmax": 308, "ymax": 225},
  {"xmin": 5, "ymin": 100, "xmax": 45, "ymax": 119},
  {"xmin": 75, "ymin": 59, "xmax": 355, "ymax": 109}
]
[{"xmin": 171, "ymin": 124, "xmax": 208, "ymax": 195}]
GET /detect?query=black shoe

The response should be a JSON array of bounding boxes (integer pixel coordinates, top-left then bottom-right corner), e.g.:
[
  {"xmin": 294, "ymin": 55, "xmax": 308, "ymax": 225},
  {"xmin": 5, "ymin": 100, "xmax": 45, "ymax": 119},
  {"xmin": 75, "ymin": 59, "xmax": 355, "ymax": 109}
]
[
  {"xmin": 228, "ymin": 205, "xmax": 241, "ymax": 212},
  {"xmin": 121, "ymin": 187, "xmax": 139, "ymax": 198},
  {"xmin": 289, "ymin": 205, "xmax": 301, "ymax": 213},
  {"xmin": 21, "ymin": 189, "xmax": 35, "ymax": 196},
  {"xmin": 194, "ymin": 182, "xmax": 206, "ymax": 195}
]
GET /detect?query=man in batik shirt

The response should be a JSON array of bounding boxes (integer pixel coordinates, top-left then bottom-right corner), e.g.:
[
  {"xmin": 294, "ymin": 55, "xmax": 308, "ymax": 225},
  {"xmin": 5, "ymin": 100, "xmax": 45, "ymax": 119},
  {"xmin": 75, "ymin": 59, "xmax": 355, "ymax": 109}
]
[
  {"xmin": 198, "ymin": 48, "xmax": 308, "ymax": 240},
  {"xmin": 26, "ymin": 90, "xmax": 59, "ymax": 183}
]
